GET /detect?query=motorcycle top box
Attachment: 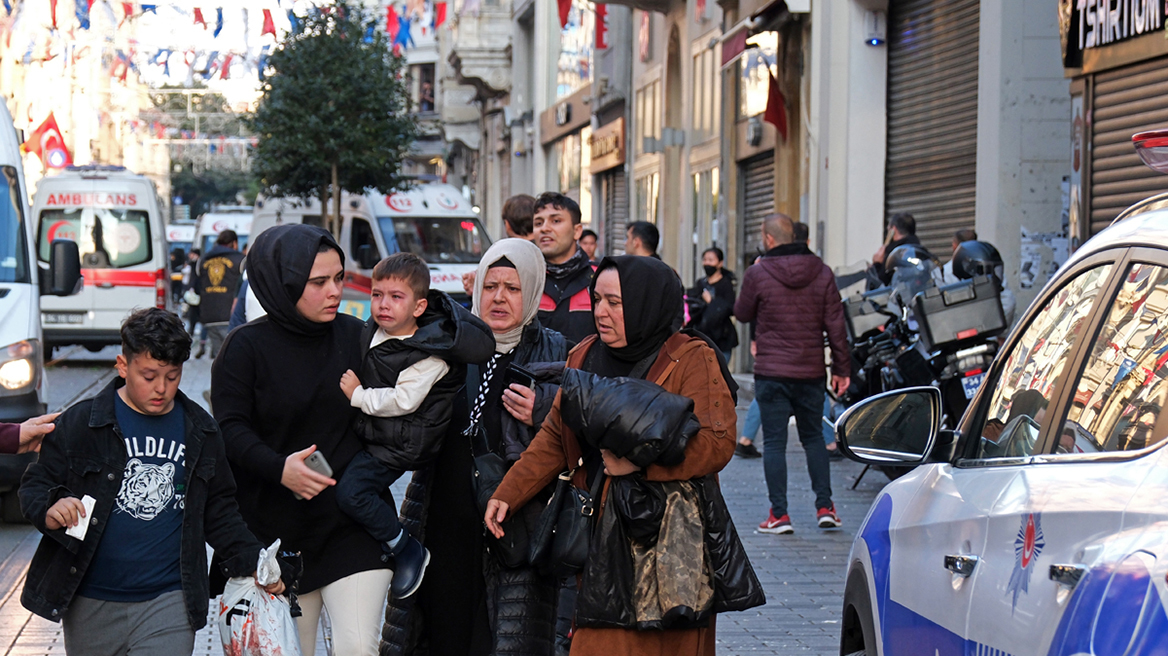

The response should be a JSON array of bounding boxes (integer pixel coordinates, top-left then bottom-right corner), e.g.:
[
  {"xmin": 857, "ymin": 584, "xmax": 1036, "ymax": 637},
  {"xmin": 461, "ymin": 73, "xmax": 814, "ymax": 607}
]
[
  {"xmin": 911, "ymin": 275, "xmax": 1006, "ymax": 351},
  {"xmin": 844, "ymin": 288, "xmax": 892, "ymax": 341}
]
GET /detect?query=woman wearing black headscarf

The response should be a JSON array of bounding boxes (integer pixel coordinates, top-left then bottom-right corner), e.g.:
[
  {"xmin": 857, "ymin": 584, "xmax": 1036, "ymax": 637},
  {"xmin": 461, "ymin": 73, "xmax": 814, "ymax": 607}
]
[
  {"xmin": 485, "ymin": 256, "xmax": 758, "ymax": 656},
  {"xmin": 211, "ymin": 225, "xmax": 391, "ymax": 656}
]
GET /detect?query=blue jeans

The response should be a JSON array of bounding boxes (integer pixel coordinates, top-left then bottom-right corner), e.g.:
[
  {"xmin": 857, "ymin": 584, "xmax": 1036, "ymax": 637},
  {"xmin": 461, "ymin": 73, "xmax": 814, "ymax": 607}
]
[
  {"xmin": 756, "ymin": 378, "xmax": 833, "ymax": 516},
  {"xmin": 336, "ymin": 450, "xmax": 405, "ymax": 543},
  {"xmin": 742, "ymin": 395, "xmax": 837, "ymax": 447}
]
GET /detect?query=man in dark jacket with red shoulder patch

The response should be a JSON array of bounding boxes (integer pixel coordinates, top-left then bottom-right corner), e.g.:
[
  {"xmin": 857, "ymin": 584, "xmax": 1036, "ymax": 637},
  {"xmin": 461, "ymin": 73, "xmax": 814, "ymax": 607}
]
[{"xmin": 734, "ymin": 213, "xmax": 850, "ymax": 536}]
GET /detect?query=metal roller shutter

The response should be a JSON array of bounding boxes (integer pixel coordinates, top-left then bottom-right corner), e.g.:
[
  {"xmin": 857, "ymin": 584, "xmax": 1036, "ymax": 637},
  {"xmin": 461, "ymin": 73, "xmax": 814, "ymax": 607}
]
[
  {"xmin": 1089, "ymin": 56, "xmax": 1168, "ymax": 235},
  {"xmin": 741, "ymin": 153, "xmax": 774, "ymax": 267},
  {"xmin": 602, "ymin": 170, "xmax": 628, "ymax": 256},
  {"xmin": 885, "ymin": 0, "xmax": 980, "ymax": 256}
]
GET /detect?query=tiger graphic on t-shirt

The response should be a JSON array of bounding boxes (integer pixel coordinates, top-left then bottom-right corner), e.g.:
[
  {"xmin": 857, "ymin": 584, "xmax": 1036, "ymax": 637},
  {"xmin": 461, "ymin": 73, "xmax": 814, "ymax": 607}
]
[{"xmin": 115, "ymin": 459, "xmax": 176, "ymax": 521}]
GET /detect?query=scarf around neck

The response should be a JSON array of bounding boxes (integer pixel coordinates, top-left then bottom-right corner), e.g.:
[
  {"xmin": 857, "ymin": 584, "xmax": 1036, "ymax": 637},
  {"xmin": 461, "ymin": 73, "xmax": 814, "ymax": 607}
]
[{"xmin": 545, "ymin": 247, "xmax": 590, "ymax": 281}]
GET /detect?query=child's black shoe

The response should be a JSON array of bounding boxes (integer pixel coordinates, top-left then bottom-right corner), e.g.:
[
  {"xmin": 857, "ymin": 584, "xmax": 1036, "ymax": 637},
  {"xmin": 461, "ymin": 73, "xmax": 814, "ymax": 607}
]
[{"xmin": 388, "ymin": 534, "xmax": 430, "ymax": 600}]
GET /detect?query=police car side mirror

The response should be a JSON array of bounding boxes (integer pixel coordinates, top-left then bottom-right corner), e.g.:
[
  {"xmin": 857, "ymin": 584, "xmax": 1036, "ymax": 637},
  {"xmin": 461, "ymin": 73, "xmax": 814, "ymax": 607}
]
[
  {"xmin": 835, "ymin": 386, "xmax": 941, "ymax": 465},
  {"xmin": 45, "ymin": 239, "xmax": 83, "ymax": 296}
]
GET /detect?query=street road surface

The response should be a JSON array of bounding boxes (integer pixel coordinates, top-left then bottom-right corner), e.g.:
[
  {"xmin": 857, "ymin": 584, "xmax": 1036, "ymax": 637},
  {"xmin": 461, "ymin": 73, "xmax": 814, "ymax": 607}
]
[{"xmin": 0, "ymin": 350, "xmax": 884, "ymax": 655}]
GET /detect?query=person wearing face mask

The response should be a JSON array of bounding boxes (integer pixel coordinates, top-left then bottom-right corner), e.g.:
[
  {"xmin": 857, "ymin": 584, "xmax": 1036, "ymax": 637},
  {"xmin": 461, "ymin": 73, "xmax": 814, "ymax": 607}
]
[
  {"xmin": 686, "ymin": 247, "xmax": 739, "ymax": 363},
  {"xmin": 383, "ymin": 239, "xmax": 570, "ymax": 656}
]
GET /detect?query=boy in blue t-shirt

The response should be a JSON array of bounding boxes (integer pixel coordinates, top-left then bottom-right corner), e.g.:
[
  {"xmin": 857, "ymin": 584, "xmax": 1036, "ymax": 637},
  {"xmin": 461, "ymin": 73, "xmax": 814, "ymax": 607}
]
[{"xmin": 19, "ymin": 308, "xmax": 284, "ymax": 656}]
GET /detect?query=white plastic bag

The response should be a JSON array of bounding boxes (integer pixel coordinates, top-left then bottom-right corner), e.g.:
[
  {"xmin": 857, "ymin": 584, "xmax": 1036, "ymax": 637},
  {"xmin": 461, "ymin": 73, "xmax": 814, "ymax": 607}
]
[{"xmin": 218, "ymin": 539, "xmax": 301, "ymax": 656}]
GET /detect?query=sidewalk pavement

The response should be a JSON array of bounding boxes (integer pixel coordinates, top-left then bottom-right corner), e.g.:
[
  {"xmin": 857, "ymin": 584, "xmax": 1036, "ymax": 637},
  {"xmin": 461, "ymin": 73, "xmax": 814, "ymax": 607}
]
[{"xmin": 0, "ymin": 357, "xmax": 888, "ymax": 656}]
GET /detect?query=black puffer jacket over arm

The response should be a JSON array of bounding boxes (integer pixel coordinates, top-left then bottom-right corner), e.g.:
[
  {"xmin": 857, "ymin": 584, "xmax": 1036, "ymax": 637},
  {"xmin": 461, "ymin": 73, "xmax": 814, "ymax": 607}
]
[{"xmin": 558, "ymin": 369, "xmax": 699, "ymax": 467}]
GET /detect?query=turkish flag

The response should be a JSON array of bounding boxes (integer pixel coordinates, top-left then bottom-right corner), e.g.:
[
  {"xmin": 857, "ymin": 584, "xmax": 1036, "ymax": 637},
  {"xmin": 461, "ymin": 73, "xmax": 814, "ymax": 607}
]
[
  {"xmin": 557, "ymin": 0, "xmax": 571, "ymax": 28},
  {"xmin": 386, "ymin": 5, "xmax": 399, "ymax": 39},
  {"xmin": 22, "ymin": 113, "xmax": 72, "ymax": 169},
  {"xmin": 261, "ymin": 9, "xmax": 275, "ymax": 37},
  {"xmin": 595, "ymin": 3, "xmax": 607, "ymax": 49},
  {"xmin": 194, "ymin": 7, "xmax": 206, "ymax": 28},
  {"xmin": 764, "ymin": 72, "xmax": 788, "ymax": 142}
]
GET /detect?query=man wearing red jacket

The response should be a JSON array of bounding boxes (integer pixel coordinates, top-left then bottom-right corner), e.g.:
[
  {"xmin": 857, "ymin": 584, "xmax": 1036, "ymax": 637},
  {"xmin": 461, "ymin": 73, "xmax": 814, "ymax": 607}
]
[
  {"xmin": 0, "ymin": 413, "xmax": 58, "ymax": 454},
  {"xmin": 734, "ymin": 214, "xmax": 850, "ymax": 535}
]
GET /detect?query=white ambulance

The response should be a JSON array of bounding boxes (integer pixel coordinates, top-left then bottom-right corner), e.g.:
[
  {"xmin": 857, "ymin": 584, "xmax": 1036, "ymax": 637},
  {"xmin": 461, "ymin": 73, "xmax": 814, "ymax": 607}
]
[
  {"xmin": 192, "ymin": 206, "xmax": 252, "ymax": 254},
  {"xmin": 251, "ymin": 184, "xmax": 490, "ymax": 318},
  {"xmin": 34, "ymin": 166, "xmax": 170, "ymax": 350}
]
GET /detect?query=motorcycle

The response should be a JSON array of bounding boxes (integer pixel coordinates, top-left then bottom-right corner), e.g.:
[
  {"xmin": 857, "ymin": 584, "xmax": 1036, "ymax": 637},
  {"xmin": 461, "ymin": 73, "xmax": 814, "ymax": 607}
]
[{"xmin": 837, "ymin": 267, "xmax": 1006, "ymax": 481}]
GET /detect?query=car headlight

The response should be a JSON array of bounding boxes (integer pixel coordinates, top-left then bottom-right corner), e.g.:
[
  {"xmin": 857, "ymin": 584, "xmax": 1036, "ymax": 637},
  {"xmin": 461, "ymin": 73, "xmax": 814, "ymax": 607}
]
[
  {"xmin": 0, "ymin": 359, "xmax": 32, "ymax": 390},
  {"xmin": 0, "ymin": 340, "xmax": 40, "ymax": 392}
]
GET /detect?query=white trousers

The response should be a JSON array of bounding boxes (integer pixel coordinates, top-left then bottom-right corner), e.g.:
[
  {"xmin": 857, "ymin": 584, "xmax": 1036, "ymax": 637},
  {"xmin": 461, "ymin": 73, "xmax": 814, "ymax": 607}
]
[{"xmin": 295, "ymin": 568, "xmax": 393, "ymax": 656}]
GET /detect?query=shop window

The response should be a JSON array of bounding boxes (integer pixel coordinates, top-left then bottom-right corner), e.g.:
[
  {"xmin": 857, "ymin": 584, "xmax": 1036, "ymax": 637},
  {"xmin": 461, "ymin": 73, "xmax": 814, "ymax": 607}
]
[
  {"xmin": 692, "ymin": 48, "xmax": 718, "ymax": 141},
  {"xmin": 635, "ymin": 79, "xmax": 660, "ymax": 154},
  {"xmin": 692, "ymin": 167, "xmax": 720, "ymax": 268},
  {"xmin": 739, "ymin": 32, "xmax": 777, "ymax": 119},
  {"xmin": 557, "ymin": 0, "xmax": 595, "ymax": 99},
  {"xmin": 553, "ymin": 127, "xmax": 593, "ymax": 224},
  {"xmin": 635, "ymin": 173, "xmax": 660, "ymax": 225}
]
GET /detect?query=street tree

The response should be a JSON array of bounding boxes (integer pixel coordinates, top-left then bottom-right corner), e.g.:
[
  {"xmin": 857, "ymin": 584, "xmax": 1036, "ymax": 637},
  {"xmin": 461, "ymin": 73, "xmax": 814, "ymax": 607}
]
[{"xmin": 250, "ymin": 1, "xmax": 418, "ymax": 234}]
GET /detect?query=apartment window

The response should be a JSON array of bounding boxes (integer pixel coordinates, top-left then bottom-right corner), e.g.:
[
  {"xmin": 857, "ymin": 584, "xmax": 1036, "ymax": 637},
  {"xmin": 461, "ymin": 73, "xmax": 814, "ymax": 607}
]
[
  {"xmin": 739, "ymin": 32, "xmax": 778, "ymax": 118},
  {"xmin": 411, "ymin": 63, "xmax": 436, "ymax": 113},
  {"xmin": 692, "ymin": 167, "xmax": 720, "ymax": 264},
  {"xmin": 635, "ymin": 79, "xmax": 661, "ymax": 154},
  {"xmin": 692, "ymin": 47, "xmax": 718, "ymax": 141},
  {"xmin": 635, "ymin": 173, "xmax": 660, "ymax": 224}
]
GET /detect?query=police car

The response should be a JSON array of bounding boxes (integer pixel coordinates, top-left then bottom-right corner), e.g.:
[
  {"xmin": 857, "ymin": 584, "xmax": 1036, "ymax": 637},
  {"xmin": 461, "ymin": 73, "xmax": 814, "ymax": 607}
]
[{"xmin": 836, "ymin": 131, "xmax": 1168, "ymax": 656}]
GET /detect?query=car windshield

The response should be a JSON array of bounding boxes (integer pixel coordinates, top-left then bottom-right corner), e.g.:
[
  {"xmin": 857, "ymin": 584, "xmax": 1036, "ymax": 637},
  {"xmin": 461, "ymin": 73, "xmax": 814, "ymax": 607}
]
[
  {"xmin": 377, "ymin": 216, "xmax": 490, "ymax": 264},
  {"xmin": 37, "ymin": 207, "xmax": 152, "ymax": 269},
  {"xmin": 0, "ymin": 166, "xmax": 28, "ymax": 284}
]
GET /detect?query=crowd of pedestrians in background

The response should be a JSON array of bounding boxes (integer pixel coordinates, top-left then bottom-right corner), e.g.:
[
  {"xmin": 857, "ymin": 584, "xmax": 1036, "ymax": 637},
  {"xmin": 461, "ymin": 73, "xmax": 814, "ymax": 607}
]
[{"xmin": 10, "ymin": 187, "xmax": 872, "ymax": 656}]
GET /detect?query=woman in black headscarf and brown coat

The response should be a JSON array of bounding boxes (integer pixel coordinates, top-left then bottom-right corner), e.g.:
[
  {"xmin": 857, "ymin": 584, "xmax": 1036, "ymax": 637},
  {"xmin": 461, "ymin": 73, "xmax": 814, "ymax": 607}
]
[{"xmin": 485, "ymin": 256, "xmax": 762, "ymax": 656}]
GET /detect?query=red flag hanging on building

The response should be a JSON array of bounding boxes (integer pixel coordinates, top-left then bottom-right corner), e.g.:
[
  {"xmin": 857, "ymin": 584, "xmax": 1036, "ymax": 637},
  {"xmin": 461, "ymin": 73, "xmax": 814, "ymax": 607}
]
[
  {"xmin": 21, "ymin": 113, "xmax": 72, "ymax": 169},
  {"xmin": 764, "ymin": 72, "xmax": 788, "ymax": 142},
  {"xmin": 193, "ymin": 7, "xmax": 206, "ymax": 28},
  {"xmin": 557, "ymin": 0, "xmax": 571, "ymax": 28},
  {"xmin": 595, "ymin": 3, "xmax": 607, "ymax": 49},
  {"xmin": 433, "ymin": 2, "xmax": 446, "ymax": 28},
  {"xmin": 386, "ymin": 5, "xmax": 399, "ymax": 39},
  {"xmin": 261, "ymin": 9, "xmax": 275, "ymax": 37}
]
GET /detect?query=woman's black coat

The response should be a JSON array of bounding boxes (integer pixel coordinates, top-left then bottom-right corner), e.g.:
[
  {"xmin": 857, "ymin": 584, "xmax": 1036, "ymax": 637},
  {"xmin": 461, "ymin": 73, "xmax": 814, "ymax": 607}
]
[{"xmin": 381, "ymin": 320, "xmax": 569, "ymax": 656}]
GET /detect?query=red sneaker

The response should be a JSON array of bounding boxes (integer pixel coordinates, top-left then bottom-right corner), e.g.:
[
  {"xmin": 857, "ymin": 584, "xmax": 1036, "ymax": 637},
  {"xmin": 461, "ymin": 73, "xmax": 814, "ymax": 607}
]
[
  {"xmin": 817, "ymin": 505, "xmax": 842, "ymax": 529},
  {"xmin": 758, "ymin": 510, "xmax": 794, "ymax": 534}
]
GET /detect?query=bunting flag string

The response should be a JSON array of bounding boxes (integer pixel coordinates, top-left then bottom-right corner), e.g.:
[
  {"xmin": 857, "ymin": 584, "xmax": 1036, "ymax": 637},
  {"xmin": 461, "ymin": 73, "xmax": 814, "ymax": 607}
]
[
  {"xmin": 213, "ymin": 8, "xmax": 222, "ymax": 37},
  {"xmin": 193, "ymin": 7, "xmax": 205, "ymax": 28},
  {"xmin": 1, "ymin": 0, "xmax": 9, "ymax": 17},
  {"xmin": 50, "ymin": 0, "xmax": 58, "ymax": 29},
  {"xmin": 261, "ymin": 8, "xmax": 274, "ymax": 37},
  {"xmin": 74, "ymin": 0, "xmax": 90, "ymax": 30}
]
